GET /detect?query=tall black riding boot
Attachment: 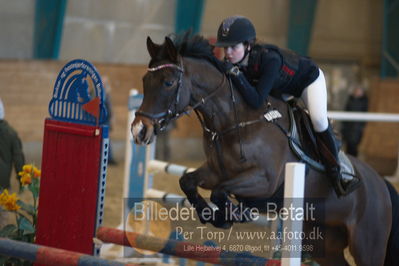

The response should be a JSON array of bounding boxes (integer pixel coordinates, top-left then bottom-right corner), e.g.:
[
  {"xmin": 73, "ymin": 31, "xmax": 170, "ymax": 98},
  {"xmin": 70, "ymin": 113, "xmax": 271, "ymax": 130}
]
[{"xmin": 316, "ymin": 126, "xmax": 361, "ymax": 197}]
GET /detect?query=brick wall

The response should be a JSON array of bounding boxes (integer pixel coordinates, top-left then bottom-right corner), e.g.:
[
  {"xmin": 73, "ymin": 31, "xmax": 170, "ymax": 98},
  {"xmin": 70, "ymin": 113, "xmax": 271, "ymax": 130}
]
[
  {"xmin": 360, "ymin": 79, "xmax": 399, "ymax": 175},
  {"xmin": 1, "ymin": 60, "xmax": 397, "ymax": 172},
  {"xmin": 0, "ymin": 60, "xmax": 201, "ymax": 143}
]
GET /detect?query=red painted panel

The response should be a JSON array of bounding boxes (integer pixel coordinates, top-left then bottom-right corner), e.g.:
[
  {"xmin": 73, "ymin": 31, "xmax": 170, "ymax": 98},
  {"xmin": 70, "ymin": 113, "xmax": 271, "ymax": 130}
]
[{"xmin": 35, "ymin": 119, "xmax": 102, "ymax": 258}]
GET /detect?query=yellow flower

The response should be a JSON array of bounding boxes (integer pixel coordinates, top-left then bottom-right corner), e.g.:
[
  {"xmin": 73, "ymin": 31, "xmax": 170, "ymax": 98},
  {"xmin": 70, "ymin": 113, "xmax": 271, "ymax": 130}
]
[
  {"xmin": 33, "ymin": 167, "xmax": 41, "ymax": 178},
  {"xmin": 0, "ymin": 190, "xmax": 20, "ymax": 211},
  {"xmin": 20, "ymin": 173, "xmax": 32, "ymax": 185},
  {"xmin": 19, "ymin": 164, "xmax": 41, "ymax": 179},
  {"xmin": 4, "ymin": 193, "xmax": 20, "ymax": 211},
  {"xmin": 0, "ymin": 189, "xmax": 9, "ymax": 205},
  {"xmin": 22, "ymin": 164, "xmax": 33, "ymax": 173}
]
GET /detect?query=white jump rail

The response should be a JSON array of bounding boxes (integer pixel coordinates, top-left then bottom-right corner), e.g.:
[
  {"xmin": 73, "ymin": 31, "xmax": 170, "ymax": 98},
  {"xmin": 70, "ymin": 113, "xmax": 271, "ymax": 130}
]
[
  {"xmin": 329, "ymin": 110, "xmax": 399, "ymax": 180},
  {"xmin": 147, "ymin": 159, "xmax": 196, "ymax": 176},
  {"xmin": 328, "ymin": 111, "xmax": 399, "ymax": 122}
]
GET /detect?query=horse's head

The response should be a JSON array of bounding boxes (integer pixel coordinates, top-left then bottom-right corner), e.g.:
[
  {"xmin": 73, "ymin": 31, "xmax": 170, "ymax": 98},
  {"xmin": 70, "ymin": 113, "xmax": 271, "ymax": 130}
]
[
  {"xmin": 66, "ymin": 71, "xmax": 91, "ymax": 103},
  {"xmin": 132, "ymin": 36, "xmax": 191, "ymax": 145}
]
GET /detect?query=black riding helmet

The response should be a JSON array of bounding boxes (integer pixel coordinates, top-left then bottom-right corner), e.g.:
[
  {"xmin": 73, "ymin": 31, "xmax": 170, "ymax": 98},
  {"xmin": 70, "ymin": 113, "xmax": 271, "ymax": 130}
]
[{"xmin": 215, "ymin": 16, "xmax": 256, "ymax": 47}]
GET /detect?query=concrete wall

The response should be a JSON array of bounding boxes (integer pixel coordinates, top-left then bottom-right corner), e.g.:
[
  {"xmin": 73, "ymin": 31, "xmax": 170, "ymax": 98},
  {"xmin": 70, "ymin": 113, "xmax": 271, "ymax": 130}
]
[
  {"xmin": 0, "ymin": 0, "xmax": 34, "ymax": 59},
  {"xmin": 201, "ymin": 0, "xmax": 289, "ymax": 47},
  {"xmin": 60, "ymin": 0, "xmax": 384, "ymax": 67},
  {"xmin": 0, "ymin": 0, "xmax": 383, "ymax": 67},
  {"xmin": 61, "ymin": 0, "xmax": 175, "ymax": 64},
  {"xmin": 311, "ymin": 0, "xmax": 382, "ymax": 66}
]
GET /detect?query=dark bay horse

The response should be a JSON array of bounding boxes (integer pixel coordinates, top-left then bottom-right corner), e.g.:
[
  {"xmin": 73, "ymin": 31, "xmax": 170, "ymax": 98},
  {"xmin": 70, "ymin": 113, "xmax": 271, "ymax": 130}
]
[{"xmin": 131, "ymin": 34, "xmax": 399, "ymax": 266}]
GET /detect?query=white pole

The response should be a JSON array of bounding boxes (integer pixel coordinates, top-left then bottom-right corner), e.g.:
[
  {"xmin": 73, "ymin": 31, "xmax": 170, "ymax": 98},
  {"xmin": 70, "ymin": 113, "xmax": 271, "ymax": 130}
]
[
  {"xmin": 328, "ymin": 111, "xmax": 399, "ymax": 122},
  {"xmin": 281, "ymin": 163, "xmax": 306, "ymax": 266},
  {"xmin": 123, "ymin": 89, "xmax": 139, "ymax": 200},
  {"xmin": 101, "ymin": 89, "xmax": 143, "ymax": 258},
  {"xmin": 147, "ymin": 160, "xmax": 196, "ymax": 176}
]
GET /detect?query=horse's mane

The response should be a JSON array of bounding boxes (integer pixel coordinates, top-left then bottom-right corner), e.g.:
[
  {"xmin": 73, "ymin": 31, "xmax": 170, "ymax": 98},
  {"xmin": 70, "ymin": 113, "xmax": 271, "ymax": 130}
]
[{"xmin": 169, "ymin": 32, "xmax": 225, "ymax": 73}]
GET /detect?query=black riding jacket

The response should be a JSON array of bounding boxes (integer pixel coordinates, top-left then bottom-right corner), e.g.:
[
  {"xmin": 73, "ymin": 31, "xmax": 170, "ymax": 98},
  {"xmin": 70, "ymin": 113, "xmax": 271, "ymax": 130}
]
[
  {"xmin": 230, "ymin": 44, "xmax": 320, "ymax": 108},
  {"xmin": 0, "ymin": 120, "xmax": 25, "ymax": 189}
]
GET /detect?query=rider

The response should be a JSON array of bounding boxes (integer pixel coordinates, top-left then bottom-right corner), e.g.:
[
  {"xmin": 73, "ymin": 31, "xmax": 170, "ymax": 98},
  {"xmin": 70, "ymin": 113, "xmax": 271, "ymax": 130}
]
[{"xmin": 215, "ymin": 15, "xmax": 360, "ymax": 197}]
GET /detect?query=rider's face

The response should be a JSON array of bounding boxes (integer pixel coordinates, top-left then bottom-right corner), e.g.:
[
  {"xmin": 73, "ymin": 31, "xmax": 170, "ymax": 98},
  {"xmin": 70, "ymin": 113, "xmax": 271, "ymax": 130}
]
[{"xmin": 224, "ymin": 43, "xmax": 246, "ymax": 64}]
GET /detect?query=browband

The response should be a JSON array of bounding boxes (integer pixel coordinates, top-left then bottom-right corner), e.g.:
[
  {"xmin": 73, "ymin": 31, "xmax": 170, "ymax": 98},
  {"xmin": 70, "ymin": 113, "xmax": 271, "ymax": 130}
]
[{"xmin": 148, "ymin": 63, "xmax": 183, "ymax": 72}]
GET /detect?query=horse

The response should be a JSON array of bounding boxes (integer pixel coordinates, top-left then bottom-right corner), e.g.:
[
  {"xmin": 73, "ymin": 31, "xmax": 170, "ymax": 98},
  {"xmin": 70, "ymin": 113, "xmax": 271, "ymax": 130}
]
[
  {"xmin": 131, "ymin": 34, "xmax": 399, "ymax": 266},
  {"xmin": 64, "ymin": 70, "xmax": 91, "ymax": 103}
]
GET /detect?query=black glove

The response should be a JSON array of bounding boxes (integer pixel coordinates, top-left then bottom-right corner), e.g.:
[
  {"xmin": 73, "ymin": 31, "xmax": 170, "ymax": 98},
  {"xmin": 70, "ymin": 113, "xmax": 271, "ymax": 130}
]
[{"xmin": 223, "ymin": 61, "xmax": 240, "ymax": 76}]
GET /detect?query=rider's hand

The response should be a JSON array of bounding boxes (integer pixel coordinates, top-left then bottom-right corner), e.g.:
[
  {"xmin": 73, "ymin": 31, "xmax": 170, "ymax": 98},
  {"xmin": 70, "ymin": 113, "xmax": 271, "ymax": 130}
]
[{"xmin": 223, "ymin": 61, "xmax": 240, "ymax": 76}]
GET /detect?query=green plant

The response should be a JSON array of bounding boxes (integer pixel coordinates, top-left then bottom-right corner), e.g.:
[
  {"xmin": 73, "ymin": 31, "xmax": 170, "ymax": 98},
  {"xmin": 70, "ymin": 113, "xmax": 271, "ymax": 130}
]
[{"xmin": 0, "ymin": 164, "xmax": 40, "ymax": 265}]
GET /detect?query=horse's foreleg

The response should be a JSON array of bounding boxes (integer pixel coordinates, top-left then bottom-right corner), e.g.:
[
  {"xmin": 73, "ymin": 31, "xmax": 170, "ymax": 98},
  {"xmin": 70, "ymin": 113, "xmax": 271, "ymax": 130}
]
[
  {"xmin": 179, "ymin": 171, "xmax": 206, "ymax": 212},
  {"xmin": 210, "ymin": 189, "xmax": 253, "ymax": 226},
  {"xmin": 179, "ymin": 166, "xmax": 235, "ymax": 228},
  {"xmin": 179, "ymin": 169, "xmax": 215, "ymax": 225},
  {"xmin": 208, "ymin": 168, "xmax": 274, "ymax": 226},
  {"xmin": 209, "ymin": 189, "xmax": 233, "ymax": 228}
]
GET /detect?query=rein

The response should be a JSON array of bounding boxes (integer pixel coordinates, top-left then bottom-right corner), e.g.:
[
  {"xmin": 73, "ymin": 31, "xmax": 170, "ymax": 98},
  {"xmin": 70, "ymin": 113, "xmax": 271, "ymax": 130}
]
[
  {"xmin": 137, "ymin": 61, "xmax": 291, "ymax": 175},
  {"xmin": 228, "ymin": 77, "xmax": 246, "ymax": 162}
]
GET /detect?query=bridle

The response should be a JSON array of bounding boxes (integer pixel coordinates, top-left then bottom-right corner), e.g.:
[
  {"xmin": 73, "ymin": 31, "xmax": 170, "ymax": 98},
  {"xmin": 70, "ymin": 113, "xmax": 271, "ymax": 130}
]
[
  {"xmin": 135, "ymin": 61, "xmax": 226, "ymax": 134},
  {"xmin": 135, "ymin": 63, "xmax": 184, "ymax": 133}
]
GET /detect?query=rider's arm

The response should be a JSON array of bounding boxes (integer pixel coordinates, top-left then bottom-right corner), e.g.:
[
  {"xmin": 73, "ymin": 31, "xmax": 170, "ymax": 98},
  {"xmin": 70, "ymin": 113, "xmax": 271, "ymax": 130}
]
[{"xmin": 229, "ymin": 53, "xmax": 281, "ymax": 109}]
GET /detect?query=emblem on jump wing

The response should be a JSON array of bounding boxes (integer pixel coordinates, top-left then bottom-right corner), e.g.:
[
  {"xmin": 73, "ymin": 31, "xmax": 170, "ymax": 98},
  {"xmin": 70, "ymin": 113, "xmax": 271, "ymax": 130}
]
[{"xmin": 49, "ymin": 59, "xmax": 107, "ymax": 125}]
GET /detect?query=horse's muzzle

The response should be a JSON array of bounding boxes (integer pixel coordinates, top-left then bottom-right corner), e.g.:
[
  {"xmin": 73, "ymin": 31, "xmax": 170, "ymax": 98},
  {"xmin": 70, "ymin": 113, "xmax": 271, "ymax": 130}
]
[{"xmin": 131, "ymin": 116, "xmax": 155, "ymax": 145}]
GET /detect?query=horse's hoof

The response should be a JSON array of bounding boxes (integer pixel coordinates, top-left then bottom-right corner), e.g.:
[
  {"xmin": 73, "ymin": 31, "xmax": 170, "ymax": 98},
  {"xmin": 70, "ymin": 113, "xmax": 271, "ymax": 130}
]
[
  {"xmin": 213, "ymin": 221, "xmax": 233, "ymax": 229},
  {"xmin": 212, "ymin": 218, "xmax": 233, "ymax": 229},
  {"xmin": 196, "ymin": 206, "xmax": 213, "ymax": 224},
  {"xmin": 210, "ymin": 190, "xmax": 228, "ymax": 205},
  {"xmin": 211, "ymin": 210, "xmax": 233, "ymax": 229}
]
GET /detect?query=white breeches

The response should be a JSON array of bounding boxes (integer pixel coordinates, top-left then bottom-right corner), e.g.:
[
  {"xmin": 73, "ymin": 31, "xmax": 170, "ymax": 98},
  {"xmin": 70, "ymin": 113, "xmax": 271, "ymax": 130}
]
[{"xmin": 300, "ymin": 69, "xmax": 329, "ymax": 132}]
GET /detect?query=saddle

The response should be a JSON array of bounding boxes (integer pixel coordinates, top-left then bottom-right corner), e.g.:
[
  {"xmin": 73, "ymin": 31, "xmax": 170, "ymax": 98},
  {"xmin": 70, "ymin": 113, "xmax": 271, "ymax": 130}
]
[{"xmin": 285, "ymin": 100, "xmax": 356, "ymax": 178}]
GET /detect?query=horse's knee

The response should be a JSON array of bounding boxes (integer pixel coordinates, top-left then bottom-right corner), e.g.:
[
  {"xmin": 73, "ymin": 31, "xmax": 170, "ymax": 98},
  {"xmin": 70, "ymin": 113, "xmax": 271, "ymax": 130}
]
[
  {"xmin": 179, "ymin": 173, "xmax": 198, "ymax": 193},
  {"xmin": 179, "ymin": 175, "xmax": 190, "ymax": 192},
  {"xmin": 210, "ymin": 189, "xmax": 228, "ymax": 205}
]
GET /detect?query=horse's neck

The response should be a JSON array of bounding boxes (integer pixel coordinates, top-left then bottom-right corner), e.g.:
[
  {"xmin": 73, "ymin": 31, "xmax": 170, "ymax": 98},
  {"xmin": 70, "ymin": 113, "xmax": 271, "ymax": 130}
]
[
  {"xmin": 185, "ymin": 58, "xmax": 234, "ymax": 131},
  {"xmin": 186, "ymin": 58, "xmax": 255, "ymax": 131},
  {"xmin": 186, "ymin": 58, "xmax": 296, "ymax": 186},
  {"xmin": 185, "ymin": 57, "xmax": 290, "ymax": 135}
]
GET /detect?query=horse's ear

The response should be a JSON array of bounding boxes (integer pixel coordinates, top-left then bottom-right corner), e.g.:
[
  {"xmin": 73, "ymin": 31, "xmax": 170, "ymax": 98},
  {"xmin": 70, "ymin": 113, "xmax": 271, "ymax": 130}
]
[
  {"xmin": 165, "ymin": 36, "xmax": 178, "ymax": 62},
  {"xmin": 147, "ymin": 36, "xmax": 161, "ymax": 58}
]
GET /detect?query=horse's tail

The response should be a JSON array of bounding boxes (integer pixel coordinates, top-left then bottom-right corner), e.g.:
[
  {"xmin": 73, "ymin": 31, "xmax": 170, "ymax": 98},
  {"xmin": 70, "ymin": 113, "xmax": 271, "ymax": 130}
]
[{"xmin": 384, "ymin": 180, "xmax": 399, "ymax": 266}]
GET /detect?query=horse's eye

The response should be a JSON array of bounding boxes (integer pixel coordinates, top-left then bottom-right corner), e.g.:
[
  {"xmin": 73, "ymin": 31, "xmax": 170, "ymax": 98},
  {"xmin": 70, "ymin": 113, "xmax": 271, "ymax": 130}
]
[{"xmin": 164, "ymin": 81, "xmax": 174, "ymax": 87}]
